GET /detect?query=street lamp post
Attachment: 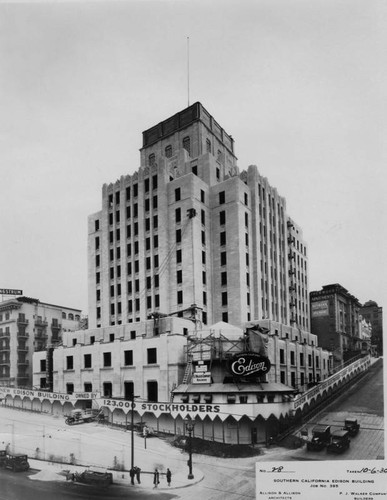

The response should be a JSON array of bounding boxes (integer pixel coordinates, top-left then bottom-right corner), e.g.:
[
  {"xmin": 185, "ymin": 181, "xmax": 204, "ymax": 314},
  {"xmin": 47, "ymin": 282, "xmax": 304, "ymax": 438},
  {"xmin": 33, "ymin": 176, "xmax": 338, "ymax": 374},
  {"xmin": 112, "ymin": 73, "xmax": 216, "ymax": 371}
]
[
  {"xmin": 130, "ymin": 394, "xmax": 140, "ymax": 485},
  {"xmin": 184, "ymin": 418, "xmax": 195, "ymax": 480}
]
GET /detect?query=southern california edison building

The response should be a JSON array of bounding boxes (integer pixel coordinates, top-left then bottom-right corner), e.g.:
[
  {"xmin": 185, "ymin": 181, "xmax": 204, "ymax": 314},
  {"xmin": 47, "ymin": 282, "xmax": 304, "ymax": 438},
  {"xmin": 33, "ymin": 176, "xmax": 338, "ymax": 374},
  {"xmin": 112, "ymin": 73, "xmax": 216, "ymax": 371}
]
[{"xmin": 32, "ymin": 102, "xmax": 331, "ymax": 444}]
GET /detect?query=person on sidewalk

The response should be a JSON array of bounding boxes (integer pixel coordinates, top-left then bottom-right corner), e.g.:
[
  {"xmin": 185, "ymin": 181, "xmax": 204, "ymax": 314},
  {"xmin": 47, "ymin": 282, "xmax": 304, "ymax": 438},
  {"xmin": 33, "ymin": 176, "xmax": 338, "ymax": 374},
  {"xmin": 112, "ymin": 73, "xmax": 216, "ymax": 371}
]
[
  {"xmin": 153, "ymin": 468, "xmax": 160, "ymax": 488},
  {"xmin": 166, "ymin": 468, "xmax": 172, "ymax": 486},
  {"xmin": 135, "ymin": 466, "xmax": 141, "ymax": 484},
  {"xmin": 129, "ymin": 467, "xmax": 135, "ymax": 485}
]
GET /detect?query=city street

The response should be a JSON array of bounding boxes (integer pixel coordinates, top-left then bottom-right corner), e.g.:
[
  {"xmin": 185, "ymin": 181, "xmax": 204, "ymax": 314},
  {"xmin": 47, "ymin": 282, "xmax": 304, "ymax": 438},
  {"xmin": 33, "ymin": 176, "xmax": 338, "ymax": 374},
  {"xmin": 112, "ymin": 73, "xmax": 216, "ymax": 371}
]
[
  {"xmin": 0, "ymin": 404, "xmax": 256, "ymax": 500},
  {"xmin": 256, "ymin": 358, "xmax": 384, "ymax": 462}
]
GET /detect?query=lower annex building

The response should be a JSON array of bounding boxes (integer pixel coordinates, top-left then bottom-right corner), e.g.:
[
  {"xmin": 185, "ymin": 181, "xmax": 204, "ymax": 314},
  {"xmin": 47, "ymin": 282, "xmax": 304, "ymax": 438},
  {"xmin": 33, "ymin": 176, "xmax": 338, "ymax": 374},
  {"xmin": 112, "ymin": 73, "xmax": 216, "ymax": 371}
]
[{"xmin": 32, "ymin": 316, "xmax": 331, "ymax": 445}]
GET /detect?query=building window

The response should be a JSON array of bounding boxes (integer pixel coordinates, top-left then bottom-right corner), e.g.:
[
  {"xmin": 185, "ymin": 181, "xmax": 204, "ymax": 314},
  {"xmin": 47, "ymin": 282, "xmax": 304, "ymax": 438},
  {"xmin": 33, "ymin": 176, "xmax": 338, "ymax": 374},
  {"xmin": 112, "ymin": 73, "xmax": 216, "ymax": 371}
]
[
  {"xmin": 84, "ymin": 383, "xmax": 92, "ymax": 392},
  {"xmin": 124, "ymin": 381, "xmax": 134, "ymax": 399},
  {"xmin": 244, "ymin": 193, "xmax": 248, "ymax": 206},
  {"xmin": 147, "ymin": 348, "xmax": 157, "ymax": 364},
  {"xmin": 219, "ymin": 191, "xmax": 225, "ymax": 204},
  {"xmin": 147, "ymin": 381, "xmax": 158, "ymax": 402},
  {"xmin": 103, "ymin": 382, "xmax": 112, "ymax": 398},
  {"xmin": 153, "ymin": 235, "xmax": 158, "ymax": 248},
  {"xmin": 95, "ymin": 219, "xmax": 100, "ymax": 231},
  {"xmin": 176, "ymin": 229, "xmax": 181, "ymax": 243},
  {"xmin": 175, "ymin": 208, "xmax": 181, "ymax": 223},
  {"xmin": 192, "ymin": 165, "xmax": 197, "ymax": 175},
  {"xmin": 280, "ymin": 349, "xmax": 285, "ymax": 364},
  {"xmin": 66, "ymin": 356, "xmax": 73, "ymax": 370},
  {"xmin": 144, "ymin": 178, "xmax": 150, "ymax": 193},
  {"xmin": 222, "ymin": 292, "xmax": 228, "ymax": 306},
  {"xmin": 201, "ymin": 230, "xmax": 206, "ymax": 245},
  {"xmin": 148, "ymin": 154, "xmax": 155, "ymax": 167},
  {"xmin": 103, "ymin": 352, "xmax": 112, "ymax": 367},
  {"xmin": 245, "ymin": 212, "xmax": 249, "ymax": 227},
  {"xmin": 124, "ymin": 350, "xmax": 133, "ymax": 366},
  {"xmin": 66, "ymin": 383, "xmax": 74, "ymax": 394},
  {"xmin": 220, "ymin": 231, "xmax": 226, "ymax": 246},
  {"xmin": 206, "ymin": 138, "xmax": 211, "ymax": 152},
  {"xmin": 40, "ymin": 359, "xmax": 46, "ymax": 372},
  {"xmin": 175, "ymin": 188, "xmax": 181, "ymax": 202},
  {"xmin": 182, "ymin": 136, "xmax": 190, "ymax": 155},
  {"xmin": 222, "ymin": 312, "xmax": 228, "ymax": 322},
  {"xmin": 154, "ymin": 254, "xmax": 159, "ymax": 267},
  {"xmin": 290, "ymin": 351, "xmax": 295, "ymax": 365},
  {"xmin": 219, "ymin": 211, "xmax": 226, "ymax": 225},
  {"xmin": 200, "ymin": 190, "xmax": 205, "ymax": 203},
  {"xmin": 202, "ymin": 251, "xmax": 206, "ymax": 264},
  {"xmin": 83, "ymin": 354, "xmax": 92, "ymax": 368},
  {"xmin": 221, "ymin": 272, "xmax": 227, "ymax": 286},
  {"xmin": 176, "ymin": 249, "xmax": 182, "ymax": 263},
  {"xmin": 177, "ymin": 290, "xmax": 183, "ymax": 304},
  {"xmin": 308, "ymin": 354, "xmax": 312, "ymax": 367},
  {"xmin": 216, "ymin": 167, "xmax": 220, "ymax": 180},
  {"xmin": 153, "ymin": 196, "xmax": 158, "ymax": 209},
  {"xmin": 203, "ymin": 291, "xmax": 207, "ymax": 305},
  {"xmin": 202, "ymin": 271, "xmax": 206, "ymax": 285},
  {"xmin": 177, "ymin": 270, "xmax": 182, "ymax": 284},
  {"xmin": 220, "ymin": 251, "xmax": 227, "ymax": 266},
  {"xmin": 300, "ymin": 353, "xmax": 304, "ymax": 366},
  {"xmin": 201, "ymin": 209, "xmax": 205, "ymax": 225},
  {"xmin": 153, "ymin": 215, "xmax": 158, "ymax": 228},
  {"xmin": 165, "ymin": 145, "xmax": 172, "ymax": 158}
]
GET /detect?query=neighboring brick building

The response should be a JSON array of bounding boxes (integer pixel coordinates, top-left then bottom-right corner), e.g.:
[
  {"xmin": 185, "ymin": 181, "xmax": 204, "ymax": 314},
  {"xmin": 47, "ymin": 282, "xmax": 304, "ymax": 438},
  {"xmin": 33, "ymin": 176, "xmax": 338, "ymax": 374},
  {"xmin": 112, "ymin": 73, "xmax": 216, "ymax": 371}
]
[
  {"xmin": 88, "ymin": 102, "xmax": 309, "ymax": 332},
  {"xmin": 0, "ymin": 296, "xmax": 81, "ymax": 388},
  {"xmin": 310, "ymin": 284, "xmax": 362, "ymax": 367},
  {"xmin": 360, "ymin": 300, "xmax": 383, "ymax": 355}
]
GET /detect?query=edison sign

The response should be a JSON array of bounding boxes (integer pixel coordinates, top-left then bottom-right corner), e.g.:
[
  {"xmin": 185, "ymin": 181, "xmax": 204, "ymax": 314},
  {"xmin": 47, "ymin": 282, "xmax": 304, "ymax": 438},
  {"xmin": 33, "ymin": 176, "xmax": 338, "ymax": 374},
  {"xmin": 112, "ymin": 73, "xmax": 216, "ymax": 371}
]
[{"xmin": 228, "ymin": 352, "xmax": 271, "ymax": 378}]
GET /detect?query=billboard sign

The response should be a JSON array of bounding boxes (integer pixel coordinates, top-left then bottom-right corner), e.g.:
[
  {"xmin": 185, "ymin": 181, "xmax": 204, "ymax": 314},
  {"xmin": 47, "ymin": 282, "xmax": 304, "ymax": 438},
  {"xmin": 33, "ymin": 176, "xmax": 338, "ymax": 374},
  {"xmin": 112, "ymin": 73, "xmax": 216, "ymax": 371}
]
[
  {"xmin": 228, "ymin": 352, "xmax": 271, "ymax": 378},
  {"xmin": 0, "ymin": 288, "xmax": 23, "ymax": 295}
]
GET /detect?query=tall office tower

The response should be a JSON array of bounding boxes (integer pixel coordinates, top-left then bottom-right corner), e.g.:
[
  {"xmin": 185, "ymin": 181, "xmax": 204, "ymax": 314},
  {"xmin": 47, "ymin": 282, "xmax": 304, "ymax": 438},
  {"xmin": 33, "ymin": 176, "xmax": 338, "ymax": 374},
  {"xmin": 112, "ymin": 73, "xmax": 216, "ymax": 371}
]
[{"xmin": 88, "ymin": 103, "xmax": 309, "ymax": 331}]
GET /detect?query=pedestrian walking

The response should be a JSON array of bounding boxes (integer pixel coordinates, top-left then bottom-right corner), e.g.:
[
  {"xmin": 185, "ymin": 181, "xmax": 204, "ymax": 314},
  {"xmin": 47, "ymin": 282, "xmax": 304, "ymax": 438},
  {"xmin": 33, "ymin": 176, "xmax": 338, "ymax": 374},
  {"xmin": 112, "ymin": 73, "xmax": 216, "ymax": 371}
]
[
  {"xmin": 153, "ymin": 468, "xmax": 160, "ymax": 488},
  {"xmin": 129, "ymin": 467, "xmax": 135, "ymax": 485},
  {"xmin": 135, "ymin": 466, "xmax": 141, "ymax": 484},
  {"xmin": 166, "ymin": 468, "xmax": 172, "ymax": 486}
]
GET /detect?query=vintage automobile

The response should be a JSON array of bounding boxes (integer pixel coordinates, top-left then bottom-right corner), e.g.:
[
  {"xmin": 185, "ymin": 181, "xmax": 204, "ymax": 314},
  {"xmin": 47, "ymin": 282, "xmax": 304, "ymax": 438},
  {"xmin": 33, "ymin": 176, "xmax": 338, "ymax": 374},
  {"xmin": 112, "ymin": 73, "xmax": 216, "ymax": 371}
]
[
  {"xmin": 343, "ymin": 418, "xmax": 360, "ymax": 436},
  {"xmin": 1, "ymin": 453, "xmax": 30, "ymax": 472},
  {"xmin": 65, "ymin": 408, "xmax": 105, "ymax": 425},
  {"xmin": 327, "ymin": 430, "xmax": 351, "ymax": 454},
  {"xmin": 306, "ymin": 425, "xmax": 331, "ymax": 451},
  {"xmin": 71, "ymin": 470, "xmax": 113, "ymax": 487}
]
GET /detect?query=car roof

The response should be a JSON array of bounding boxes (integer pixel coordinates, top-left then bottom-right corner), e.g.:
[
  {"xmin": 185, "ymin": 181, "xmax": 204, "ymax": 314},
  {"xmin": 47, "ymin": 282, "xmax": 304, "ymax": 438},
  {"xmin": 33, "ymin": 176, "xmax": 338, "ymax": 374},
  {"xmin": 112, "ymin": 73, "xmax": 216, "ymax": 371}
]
[
  {"xmin": 332, "ymin": 430, "xmax": 349, "ymax": 437},
  {"xmin": 312, "ymin": 425, "xmax": 330, "ymax": 432}
]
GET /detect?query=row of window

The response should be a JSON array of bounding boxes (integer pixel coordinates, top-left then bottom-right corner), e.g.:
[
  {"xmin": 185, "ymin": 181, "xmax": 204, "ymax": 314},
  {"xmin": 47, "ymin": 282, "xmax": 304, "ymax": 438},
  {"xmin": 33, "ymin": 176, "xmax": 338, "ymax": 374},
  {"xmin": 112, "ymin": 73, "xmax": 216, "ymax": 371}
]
[
  {"xmin": 64, "ymin": 347, "xmax": 158, "ymax": 371},
  {"xmin": 279, "ymin": 349, "xmax": 326, "ymax": 369}
]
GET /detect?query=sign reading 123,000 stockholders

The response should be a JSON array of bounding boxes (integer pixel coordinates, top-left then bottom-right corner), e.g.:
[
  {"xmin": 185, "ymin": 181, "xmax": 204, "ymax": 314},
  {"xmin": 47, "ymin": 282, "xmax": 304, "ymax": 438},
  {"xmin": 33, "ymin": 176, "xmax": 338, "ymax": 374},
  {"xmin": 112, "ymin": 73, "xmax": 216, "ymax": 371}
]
[{"xmin": 227, "ymin": 352, "xmax": 271, "ymax": 378}]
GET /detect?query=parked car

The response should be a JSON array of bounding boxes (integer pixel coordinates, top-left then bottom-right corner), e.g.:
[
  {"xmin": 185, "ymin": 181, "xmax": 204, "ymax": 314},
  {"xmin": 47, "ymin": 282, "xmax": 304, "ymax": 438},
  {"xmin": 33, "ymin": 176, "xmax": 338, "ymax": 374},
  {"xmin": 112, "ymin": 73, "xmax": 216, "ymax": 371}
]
[
  {"xmin": 65, "ymin": 409, "xmax": 105, "ymax": 425},
  {"xmin": 343, "ymin": 418, "xmax": 360, "ymax": 436},
  {"xmin": 72, "ymin": 470, "xmax": 113, "ymax": 487},
  {"xmin": 327, "ymin": 430, "xmax": 350, "ymax": 454},
  {"xmin": 1, "ymin": 453, "xmax": 30, "ymax": 472},
  {"xmin": 306, "ymin": 425, "xmax": 331, "ymax": 451}
]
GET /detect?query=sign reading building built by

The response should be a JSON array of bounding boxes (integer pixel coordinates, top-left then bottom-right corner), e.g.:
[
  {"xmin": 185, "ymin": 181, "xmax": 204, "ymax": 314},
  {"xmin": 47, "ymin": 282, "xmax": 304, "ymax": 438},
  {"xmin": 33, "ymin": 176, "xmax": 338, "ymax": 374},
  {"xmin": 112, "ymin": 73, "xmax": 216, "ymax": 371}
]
[{"xmin": 227, "ymin": 352, "xmax": 271, "ymax": 378}]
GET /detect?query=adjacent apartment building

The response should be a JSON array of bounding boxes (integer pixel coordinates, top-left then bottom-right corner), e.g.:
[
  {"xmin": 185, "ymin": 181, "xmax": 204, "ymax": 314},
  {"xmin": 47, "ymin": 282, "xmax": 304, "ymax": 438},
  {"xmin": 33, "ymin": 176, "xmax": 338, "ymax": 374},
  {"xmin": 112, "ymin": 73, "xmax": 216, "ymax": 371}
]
[
  {"xmin": 310, "ymin": 284, "xmax": 362, "ymax": 367},
  {"xmin": 0, "ymin": 296, "xmax": 81, "ymax": 388},
  {"xmin": 360, "ymin": 300, "xmax": 383, "ymax": 355},
  {"xmin": 88, "ymin": 102, "xmax": 309, "ymax": 332}
]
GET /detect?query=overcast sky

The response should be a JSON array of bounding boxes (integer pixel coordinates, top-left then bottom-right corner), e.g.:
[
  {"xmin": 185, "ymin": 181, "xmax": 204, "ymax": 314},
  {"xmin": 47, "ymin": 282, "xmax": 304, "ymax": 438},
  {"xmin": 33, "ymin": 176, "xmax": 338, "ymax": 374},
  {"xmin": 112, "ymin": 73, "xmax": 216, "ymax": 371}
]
[{"xmin": 0, "ymin": 0, "xmax": 386, "ymax": 322}]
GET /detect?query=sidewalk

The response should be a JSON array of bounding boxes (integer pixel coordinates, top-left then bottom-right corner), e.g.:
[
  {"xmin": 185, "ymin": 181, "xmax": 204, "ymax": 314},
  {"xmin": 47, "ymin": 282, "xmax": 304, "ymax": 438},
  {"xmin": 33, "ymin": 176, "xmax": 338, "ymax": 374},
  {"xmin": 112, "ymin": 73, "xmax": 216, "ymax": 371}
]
[{"xmin": 28, "ymin": 455, "xmax": 205, "ymax": 490}]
